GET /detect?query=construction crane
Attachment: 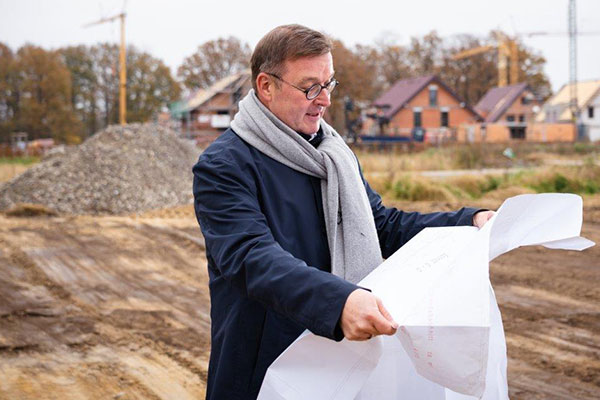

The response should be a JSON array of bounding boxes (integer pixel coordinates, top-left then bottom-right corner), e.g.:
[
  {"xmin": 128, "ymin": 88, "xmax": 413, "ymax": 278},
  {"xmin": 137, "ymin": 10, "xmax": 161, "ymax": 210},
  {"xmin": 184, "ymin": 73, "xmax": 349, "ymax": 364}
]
[
  {"xmin": 569, "ymin": 0, "xmax": 578, "ymax": 124},
  {"xmin": 451, "ymin": 32, "xmax": 519, "ymax": 88},
  {"xmin": 84, "ymin": 12, "xmax": 127, "ymax": 126},
  {"xmin": 523, "ymin": 1, "xmax": 600, "ymax": 128}
]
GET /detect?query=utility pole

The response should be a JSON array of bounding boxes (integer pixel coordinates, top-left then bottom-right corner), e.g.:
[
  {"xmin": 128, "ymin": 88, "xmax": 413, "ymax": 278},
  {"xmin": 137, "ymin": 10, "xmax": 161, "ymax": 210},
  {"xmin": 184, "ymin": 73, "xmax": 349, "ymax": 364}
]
[
  {"xmin": 84, "ymin": 12, "xmax": 127, "ymax": 126},
  {"xmin": 568, "ymin": 0, "xmax": 579, "ymax": 129}
]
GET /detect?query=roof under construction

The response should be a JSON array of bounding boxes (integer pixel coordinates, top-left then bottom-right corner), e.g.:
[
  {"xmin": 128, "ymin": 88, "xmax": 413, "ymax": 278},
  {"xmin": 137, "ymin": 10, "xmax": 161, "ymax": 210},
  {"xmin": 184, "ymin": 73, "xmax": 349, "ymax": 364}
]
[
  {"xmin": 536, "ymin": 79, "xmax": 600, "ymax": 122},
  {"xmin": 170, "ymin": 69, "xmax": 251, "ymax": 117}
]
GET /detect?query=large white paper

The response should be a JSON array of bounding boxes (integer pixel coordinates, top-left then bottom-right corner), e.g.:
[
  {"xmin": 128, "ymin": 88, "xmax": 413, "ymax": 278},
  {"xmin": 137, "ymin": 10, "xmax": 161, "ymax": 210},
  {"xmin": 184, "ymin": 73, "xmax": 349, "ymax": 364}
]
[{"xmin": 258, "ymin": 194, "xmax": 594, "ymax": 400}]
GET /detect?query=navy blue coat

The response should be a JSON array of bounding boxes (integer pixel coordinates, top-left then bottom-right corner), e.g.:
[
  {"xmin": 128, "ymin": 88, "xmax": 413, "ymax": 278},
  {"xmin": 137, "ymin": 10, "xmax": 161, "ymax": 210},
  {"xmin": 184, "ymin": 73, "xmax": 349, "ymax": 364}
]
[{"xmin": 192, "ymin": 128, "xmax": 478, "ymax": 400}]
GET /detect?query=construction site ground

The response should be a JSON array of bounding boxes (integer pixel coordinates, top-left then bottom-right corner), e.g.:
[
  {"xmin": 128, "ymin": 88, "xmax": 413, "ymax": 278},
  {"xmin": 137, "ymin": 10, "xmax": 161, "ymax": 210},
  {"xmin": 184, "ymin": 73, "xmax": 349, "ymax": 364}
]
[{"xmin": 0, "ymin": 199, "xmax": 598, "ymax": 399}]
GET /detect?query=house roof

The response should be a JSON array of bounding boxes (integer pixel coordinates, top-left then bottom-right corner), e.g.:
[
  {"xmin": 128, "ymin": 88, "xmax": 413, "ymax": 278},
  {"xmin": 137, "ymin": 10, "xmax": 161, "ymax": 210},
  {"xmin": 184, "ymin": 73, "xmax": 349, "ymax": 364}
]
[
  {"xmin": 373, "ymin": 75, "xmax": 481, "ymax": 120},
  {"xmin": 536, "ymin": 79, "xmax": 600, "ymax": 122},
  {"xmin": 171, "ymin": 69, "xmax": 251, "ymax": 115},
  {"xmin": 475, "ymin": 82, "xmax": 529, "ymax": 123}
]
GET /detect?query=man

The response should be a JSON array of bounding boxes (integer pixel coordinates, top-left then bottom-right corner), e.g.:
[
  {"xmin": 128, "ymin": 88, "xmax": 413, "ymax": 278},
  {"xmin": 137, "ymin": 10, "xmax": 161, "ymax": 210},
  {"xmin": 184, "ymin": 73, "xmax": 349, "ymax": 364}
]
[{"xmin": 193, "ymin": 24, "xmax": 494, "ymax": 400}]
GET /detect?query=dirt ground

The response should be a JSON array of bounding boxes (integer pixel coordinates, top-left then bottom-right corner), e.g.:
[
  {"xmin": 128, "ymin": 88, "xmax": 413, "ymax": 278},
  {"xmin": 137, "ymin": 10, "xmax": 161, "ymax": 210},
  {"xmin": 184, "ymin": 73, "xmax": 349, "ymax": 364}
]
[{"xmin": 0, "ymin": 199, "xmax": 598, "ymax": 399}]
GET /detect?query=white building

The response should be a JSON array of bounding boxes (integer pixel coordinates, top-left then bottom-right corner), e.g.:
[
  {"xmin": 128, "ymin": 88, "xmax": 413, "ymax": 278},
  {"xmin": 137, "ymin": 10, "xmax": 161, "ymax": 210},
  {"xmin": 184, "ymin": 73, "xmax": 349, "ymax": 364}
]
[
  {"xmin": 536, "ymin": 79, "xmax": 600, "ymax": 142},
  {"xmin": 581, "ymin": 89, "xmax": 600, "ymax": 142}
]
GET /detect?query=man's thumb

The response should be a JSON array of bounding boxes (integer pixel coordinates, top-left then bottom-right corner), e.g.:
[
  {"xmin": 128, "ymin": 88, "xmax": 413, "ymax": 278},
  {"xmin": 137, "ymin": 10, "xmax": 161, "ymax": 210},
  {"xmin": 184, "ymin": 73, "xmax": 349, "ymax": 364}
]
[{"xmin": 376, "ymin": 298, "xmax": 398, "ymax": 330}]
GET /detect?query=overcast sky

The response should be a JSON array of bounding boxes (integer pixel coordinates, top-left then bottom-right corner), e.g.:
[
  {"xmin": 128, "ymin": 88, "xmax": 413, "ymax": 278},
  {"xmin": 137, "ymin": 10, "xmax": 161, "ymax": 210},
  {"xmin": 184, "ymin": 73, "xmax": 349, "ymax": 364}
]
[{"xmin": 1, "ymin": 0, "xmax": 599, "ymax": 93}]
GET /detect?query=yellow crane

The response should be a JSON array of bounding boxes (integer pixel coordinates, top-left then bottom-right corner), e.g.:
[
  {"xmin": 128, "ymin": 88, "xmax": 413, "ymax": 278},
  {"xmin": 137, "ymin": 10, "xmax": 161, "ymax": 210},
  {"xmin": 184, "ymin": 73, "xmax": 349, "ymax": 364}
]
[
  {"xmin": 451, "ymin": 33, "xmax": 519, "ymax": 88},
  {"xmin": 83, "ymin": 12, "xmax": 127, "ymax": 126}
]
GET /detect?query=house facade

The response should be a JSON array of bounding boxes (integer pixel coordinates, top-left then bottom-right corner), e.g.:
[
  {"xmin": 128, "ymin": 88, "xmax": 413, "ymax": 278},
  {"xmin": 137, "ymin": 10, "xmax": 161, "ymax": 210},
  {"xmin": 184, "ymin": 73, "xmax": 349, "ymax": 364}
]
[
  {"xmin": 580, "ymin": 87, "xmax": 600, "ymax": 142},
  {"xmin": 474, "ymin": 83, "xmax": 543, "ymax": 140},
  {"xmin": 366, "ymin": 75, "xmax": 481, "ymax": 142}
]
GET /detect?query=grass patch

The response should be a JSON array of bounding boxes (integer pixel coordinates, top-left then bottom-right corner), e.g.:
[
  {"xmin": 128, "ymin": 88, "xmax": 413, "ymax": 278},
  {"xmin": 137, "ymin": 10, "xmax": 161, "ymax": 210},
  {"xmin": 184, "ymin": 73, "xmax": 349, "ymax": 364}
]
[
  {"xmin": 0, "ymin": 156, "xmax": 40, "ymax": 165},
  {"xmin": 527, "ymin": 166, "xmax": 600, "ymax": 195},
  {"xmin": 383, "ymin": 164, "xmax": 600, "ymax": 202},
  {"xmin": 0, "ymin": 156, "xmax": 40, "ymax": 182},
  {"xmin": 392, "ymin": 175, "xmax": 457, "ymax": 202}
]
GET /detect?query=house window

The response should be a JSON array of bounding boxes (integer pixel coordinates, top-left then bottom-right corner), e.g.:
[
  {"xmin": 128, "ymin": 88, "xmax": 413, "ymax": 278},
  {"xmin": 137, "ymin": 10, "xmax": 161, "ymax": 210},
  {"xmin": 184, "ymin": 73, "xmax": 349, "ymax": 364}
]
[
  {"xmin": 413, "ymin": 110, "xmax": 422, "ymax": 128},
  {"xmin": 441, "ymin": 111, "xmax": 449, "ymax": 127},
  {"xmin": 518, "ymin": 114, "xmax": 525, "ymax": 122},
  {"xmin": 506, "ymin": 114, "xmax": 515, "ymax": 122},
  {"xmin": 589, "ymin": 106, "xmax": 595, "ymax": 119},
  {"xmin": 429, "ymin": 85, "xmax": 438, "ymax": 107}
]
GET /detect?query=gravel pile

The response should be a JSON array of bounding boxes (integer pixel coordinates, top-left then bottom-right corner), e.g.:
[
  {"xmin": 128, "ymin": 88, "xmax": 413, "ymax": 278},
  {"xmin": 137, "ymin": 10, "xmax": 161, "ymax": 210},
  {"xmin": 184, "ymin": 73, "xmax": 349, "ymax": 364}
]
[{"xmin": 0, "ymin": 123, "xmax": 200, "ymax": 215}]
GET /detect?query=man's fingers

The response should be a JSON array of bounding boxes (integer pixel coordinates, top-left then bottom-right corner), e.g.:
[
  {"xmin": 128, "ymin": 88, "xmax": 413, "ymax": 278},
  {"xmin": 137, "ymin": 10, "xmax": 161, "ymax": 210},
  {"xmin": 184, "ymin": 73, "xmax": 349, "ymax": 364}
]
[
  {"xmin": 371, "ymin": 311, "xmax": 397, "ymax": 335},
  {"xmin": 346, "ymin": 327, "xmax": 376, "ymax": 341},
  {"xmin": 341, "ymin": 290, "xmax": 398, "ymax": 340},
  {"xmin": 376, "ymin": 298, "xmax": 398, "ymax": 329},
  {"xmin": 473, "ymin": 210, "xmax": 496, "ymax": 228}
]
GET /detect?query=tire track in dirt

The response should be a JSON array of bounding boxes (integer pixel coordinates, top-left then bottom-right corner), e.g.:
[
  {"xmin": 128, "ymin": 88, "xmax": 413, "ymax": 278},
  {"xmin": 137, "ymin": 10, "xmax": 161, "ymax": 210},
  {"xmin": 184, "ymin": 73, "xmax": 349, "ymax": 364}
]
[
  {"xmin": 1, "ymin": 202, "xmax": 599, "ymax": 399},
  {"xmin": 0, "ymin": 215, "xmax": 209, "ymax": 399}
]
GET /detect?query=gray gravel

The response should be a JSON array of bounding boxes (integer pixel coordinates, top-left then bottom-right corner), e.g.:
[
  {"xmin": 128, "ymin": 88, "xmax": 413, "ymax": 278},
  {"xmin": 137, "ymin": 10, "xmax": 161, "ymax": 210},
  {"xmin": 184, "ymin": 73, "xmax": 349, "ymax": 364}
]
[{"xmin": 0, "ymin": 123, "xmax": 200, "ymax": 215}]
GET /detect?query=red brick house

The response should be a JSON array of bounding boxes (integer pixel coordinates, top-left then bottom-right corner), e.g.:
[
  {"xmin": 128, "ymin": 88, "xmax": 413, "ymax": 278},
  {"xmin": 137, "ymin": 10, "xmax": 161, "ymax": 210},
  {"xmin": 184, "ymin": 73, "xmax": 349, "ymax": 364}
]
[
  {"xmin": 474, "ymin": 82, "xmax": 542, "ymax": 140},
  {"xmin": 366, "ymin": 75, "xmax": 481, "ymax": 142},
  {"xmin": 171, "ymin": 70, "xmax": 251, "ymax": 142}
]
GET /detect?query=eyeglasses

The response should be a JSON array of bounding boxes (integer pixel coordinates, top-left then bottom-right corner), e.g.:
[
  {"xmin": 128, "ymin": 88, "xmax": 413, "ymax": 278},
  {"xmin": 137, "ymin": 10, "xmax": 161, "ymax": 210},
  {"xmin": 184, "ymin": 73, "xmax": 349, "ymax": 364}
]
[{"xmin": 266, "ymin": 72, "xmax": 338, "ymax": 100}]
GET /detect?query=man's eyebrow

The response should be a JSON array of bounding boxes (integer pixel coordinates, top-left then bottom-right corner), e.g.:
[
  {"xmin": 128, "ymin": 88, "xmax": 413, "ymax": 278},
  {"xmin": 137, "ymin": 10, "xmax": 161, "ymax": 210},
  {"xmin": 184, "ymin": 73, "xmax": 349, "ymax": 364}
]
[{"xmin": 297, "ymin": 73, "xmax": 335, "ymax": 86}]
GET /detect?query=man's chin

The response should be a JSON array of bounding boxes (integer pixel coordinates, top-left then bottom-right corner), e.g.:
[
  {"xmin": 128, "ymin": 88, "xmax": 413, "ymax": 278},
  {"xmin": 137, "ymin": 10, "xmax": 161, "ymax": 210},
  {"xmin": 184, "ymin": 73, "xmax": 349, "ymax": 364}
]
[{"xmin": 299, "ymin": 121, "xmax": 320, "ymax": 135}]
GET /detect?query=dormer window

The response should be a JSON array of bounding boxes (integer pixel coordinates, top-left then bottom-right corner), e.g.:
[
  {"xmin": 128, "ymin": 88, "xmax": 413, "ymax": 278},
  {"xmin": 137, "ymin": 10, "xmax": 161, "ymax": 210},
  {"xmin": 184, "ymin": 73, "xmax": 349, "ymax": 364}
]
[{"xmin": 429, "ymin": 85, "xmax": 438, "ymax": 107}]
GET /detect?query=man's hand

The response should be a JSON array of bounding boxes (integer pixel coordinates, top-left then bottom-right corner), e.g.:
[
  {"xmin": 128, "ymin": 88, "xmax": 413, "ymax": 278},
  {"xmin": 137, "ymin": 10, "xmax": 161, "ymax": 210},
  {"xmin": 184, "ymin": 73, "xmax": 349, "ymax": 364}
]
[
  {"xmin": 340, "ymin": 289, "xmax": 398, "ymax": 341},
  {"xmin": 473, "ymin": 210, "xmax": 496, "ymax": 228}
]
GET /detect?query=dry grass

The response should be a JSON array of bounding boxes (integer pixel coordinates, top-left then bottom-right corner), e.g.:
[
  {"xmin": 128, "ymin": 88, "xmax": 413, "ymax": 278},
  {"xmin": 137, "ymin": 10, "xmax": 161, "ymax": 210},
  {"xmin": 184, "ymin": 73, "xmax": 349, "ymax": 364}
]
[
  {"xmin": 4, "ymin": 203, "xmax": 58, "ymax": 217},
  {"xmin": 0, "ymin": 157, "xmax": 39, "ymax": 183},
  {"xmin": 357, "ymin": 148, "xmax": 455, "ymax": 173},
  {"xmin": 368, "ymin": 164, "xmax": 600, "ymax": 203},
  {"xmin": 356, "ymin": 144, "xmax": 600, "ymax": 204},
  {"xmin": 356, "ymin": 143, "xmax": 600, "ymax": 175},
  {"xmin": 0, "ymin": 164, "xmax": 30, "ymax": 183}
]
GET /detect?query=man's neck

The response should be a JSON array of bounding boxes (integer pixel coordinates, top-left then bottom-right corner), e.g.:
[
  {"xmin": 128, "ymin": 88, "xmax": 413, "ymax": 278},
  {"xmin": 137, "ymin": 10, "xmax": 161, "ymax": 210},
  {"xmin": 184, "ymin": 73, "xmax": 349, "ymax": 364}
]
[{"xmin": 298, "ymin": 131, "xmax": 318, "ymax": 141}]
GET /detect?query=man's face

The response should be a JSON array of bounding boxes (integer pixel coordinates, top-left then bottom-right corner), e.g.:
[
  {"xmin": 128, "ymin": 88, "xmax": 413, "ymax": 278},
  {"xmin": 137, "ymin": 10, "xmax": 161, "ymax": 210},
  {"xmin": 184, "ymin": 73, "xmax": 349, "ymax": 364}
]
[{"xmin": 267, "ymin": 52, "xmax": 334, "ymax": 135}]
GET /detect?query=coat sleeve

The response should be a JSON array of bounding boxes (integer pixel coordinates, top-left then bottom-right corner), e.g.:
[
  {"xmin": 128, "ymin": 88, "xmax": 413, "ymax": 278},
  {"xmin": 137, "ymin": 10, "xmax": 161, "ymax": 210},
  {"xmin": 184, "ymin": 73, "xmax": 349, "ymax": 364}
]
[
  {"xmin": 364, "ymin": 179, "xmax": 480, "ymax": 259},
  {"xmin": 193, "ymin": 153, "xmax": 358, "ymax": 341}
]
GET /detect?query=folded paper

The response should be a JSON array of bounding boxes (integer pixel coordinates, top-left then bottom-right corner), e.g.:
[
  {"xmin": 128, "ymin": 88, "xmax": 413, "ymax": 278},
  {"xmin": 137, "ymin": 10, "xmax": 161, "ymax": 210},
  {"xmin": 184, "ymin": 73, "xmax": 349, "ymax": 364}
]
[{"xmin": 258, "ymin": 194, "xmax": 594, "ymax": 400}]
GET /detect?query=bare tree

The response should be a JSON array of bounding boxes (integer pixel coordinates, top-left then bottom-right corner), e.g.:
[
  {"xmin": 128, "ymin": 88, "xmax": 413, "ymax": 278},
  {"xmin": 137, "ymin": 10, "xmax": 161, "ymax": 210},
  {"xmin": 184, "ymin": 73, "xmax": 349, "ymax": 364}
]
[{"xmin": 177, "ymin": 37, "xmax": 251, "ymax": 91}]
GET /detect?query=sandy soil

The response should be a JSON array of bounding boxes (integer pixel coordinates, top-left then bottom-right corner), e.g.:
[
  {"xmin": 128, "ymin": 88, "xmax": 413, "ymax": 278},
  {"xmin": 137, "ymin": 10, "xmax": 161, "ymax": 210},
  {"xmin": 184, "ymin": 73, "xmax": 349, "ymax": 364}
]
[
  {"xmin": 0, "ymin": 199, "xmax": 598, "ymax": 399},
  {"xmin": 0, "ymin": 214, "xmax": 210, "ymax": 399}
]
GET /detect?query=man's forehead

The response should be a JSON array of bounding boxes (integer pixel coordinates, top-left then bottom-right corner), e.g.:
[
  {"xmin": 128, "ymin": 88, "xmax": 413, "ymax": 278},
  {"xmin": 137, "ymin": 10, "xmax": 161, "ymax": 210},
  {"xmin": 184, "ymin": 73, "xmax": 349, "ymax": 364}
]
[
  {"xmin": 297, "ymin": 72, "xmax": 335, "ymax": 85},
  {"xmin": 283, "ymin": 53, "xmax": 334, "ymax": 82}
]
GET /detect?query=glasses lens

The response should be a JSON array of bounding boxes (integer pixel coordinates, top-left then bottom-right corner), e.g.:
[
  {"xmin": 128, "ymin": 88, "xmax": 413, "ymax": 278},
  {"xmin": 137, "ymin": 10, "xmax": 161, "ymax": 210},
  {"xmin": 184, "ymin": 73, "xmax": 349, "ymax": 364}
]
[
  {"xmin": 306, "ymin": 84, "xmax": 321, "ymax": 100},
  {"xmin": 327, "ymin": 79, "xmax": 338, "ymax": 94}
]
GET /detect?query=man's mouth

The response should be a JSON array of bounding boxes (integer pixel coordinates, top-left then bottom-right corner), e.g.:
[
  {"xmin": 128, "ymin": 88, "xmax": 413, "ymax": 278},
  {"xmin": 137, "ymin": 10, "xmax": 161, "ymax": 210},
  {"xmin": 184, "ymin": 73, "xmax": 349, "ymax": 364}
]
[{"xmin": 306, "ymin": 111, "xmax": 320, "ymax": 118}]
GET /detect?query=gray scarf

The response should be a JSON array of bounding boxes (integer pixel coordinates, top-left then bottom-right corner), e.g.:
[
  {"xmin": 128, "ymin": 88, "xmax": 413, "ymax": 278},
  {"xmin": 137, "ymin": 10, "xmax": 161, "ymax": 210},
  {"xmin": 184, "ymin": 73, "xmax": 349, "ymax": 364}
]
[{"xmin": 231, "ymin": 90, "xmax": 382, "ymax": 284}]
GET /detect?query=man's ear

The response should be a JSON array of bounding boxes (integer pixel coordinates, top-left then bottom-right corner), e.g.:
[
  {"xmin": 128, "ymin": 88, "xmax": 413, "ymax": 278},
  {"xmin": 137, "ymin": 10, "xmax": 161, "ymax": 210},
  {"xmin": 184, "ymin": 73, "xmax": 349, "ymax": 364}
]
[{"xmin": 256, "ymin": 72, "xmax": 275, "ymax": 104}]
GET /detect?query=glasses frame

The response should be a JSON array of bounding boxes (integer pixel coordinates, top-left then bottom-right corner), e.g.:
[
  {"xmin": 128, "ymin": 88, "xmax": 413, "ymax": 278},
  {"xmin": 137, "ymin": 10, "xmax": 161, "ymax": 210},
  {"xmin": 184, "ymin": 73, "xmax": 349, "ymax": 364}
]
[{"xmin": 266, "ymin": 72, "xmax": 338, "ymax": 100}]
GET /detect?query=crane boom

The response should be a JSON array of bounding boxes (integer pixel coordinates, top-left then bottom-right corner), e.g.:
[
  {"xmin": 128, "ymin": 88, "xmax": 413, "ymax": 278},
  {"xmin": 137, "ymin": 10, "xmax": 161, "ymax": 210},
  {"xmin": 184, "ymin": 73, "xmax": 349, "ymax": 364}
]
[
  {"xmin": 452, "ymin": 40, "xmax": 517, "ymax": 87},
  {"xmin": 451, "ymin": 45, "xmax": 495, "ymax": 60}
]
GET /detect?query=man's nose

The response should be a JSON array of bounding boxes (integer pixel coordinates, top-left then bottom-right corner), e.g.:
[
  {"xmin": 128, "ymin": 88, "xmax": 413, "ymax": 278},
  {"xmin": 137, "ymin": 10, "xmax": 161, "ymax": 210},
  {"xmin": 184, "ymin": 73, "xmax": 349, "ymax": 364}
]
[{"xmin": 314, "ymin": 88, "xmax": 331, "ymax": 107}]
